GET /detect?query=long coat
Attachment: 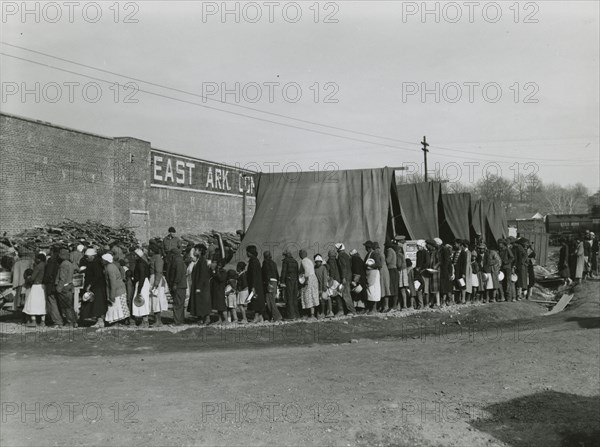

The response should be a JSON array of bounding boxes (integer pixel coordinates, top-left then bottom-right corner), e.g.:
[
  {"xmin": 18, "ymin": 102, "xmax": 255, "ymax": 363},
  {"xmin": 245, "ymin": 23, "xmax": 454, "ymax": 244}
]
[
  {"xmin": 350, "ymin": 253, "xmax": 367, "ymax": 301},
  {"xmin": 513, "ymin": 244, "xmax": 529, "ymax": 288},
  {"xmin": 188, "ymin": 255, "xmax": 211, "ymax": 317},
  {"xmin": 439, "ymin": 245, "xmax": 453, "ymax": 294},
  {"xmin": 80, "ymin": 257, "xmax": 108, "ymax": 319},
  {"xmin": 558, "ymin": 244, "xmax": 570, "ymax": 278},
  {"xmin": 575, "ymin": 241, "xmax": 585, "ymax": 279},
  {"xmin": 247, "ymin": 256, "xmax": 265, "ymax": 313},
  {"xmin": 210, "ymin": 267, "xmax": 227, "ymax": 312},
  {"xmin": 281, "ymin": 255, "xmax": 300, "ymax": 319}
]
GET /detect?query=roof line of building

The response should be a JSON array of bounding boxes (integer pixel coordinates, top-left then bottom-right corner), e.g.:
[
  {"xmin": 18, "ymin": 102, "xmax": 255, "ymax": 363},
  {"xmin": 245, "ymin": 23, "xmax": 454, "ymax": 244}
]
[{"xmin": 0, "ymin": 111, "xmax": 257, "ymax": 173}]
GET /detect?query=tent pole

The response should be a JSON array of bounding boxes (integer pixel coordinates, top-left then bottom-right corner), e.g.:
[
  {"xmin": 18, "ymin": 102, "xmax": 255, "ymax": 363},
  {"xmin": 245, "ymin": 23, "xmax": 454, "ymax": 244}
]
[{"xmin": 389, "ymin": 195, "xmax": 396, "ymax": 236}]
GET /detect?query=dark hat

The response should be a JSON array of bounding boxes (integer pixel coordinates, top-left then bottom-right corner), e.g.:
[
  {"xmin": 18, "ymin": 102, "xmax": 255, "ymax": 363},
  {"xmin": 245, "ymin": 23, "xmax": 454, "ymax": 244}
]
[
  {"xmin": 364, "ymin": 240, "xmax": 373, "ymax": 248},
  {"xmin": 372, "ymin": 241, "xmax": 380, "ymax": 249},
  {"xmin": 246, "ymin": 245, "xmax": 258, "ymax": 257},
  {"xmin": 263, "ymin": 251, "xmax": 272, "ymax": 259},
  {"xmin": 425, "ymin": 239, "xmax": 437, "ymax": 247},
  {"xmin": 236, "ymin": 261, "xmax": 246, "ymax": 270},
  {"xmin": 168, "ymin": 226, "xmax": 176, "ymax": 233}
]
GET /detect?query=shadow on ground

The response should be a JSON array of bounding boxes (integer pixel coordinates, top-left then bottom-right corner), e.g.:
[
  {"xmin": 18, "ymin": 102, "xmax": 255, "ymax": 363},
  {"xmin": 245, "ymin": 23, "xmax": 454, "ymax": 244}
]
[{"xmin": 470, "ymin": 391, "xmax": 600, "ymax": 447}]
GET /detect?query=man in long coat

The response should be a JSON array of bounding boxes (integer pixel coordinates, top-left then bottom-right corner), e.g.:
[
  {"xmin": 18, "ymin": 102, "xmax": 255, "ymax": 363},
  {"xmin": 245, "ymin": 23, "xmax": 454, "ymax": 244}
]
[
  {"xmin": 280, "ymin": 250, "xmax": 300, "ymax": 320},
  {"xmin": 335, "ymin": 243, "xmax": 356, "ymax": 316},
  {"xmin": 246, "ymin": 245, "xmax": 265, "ymax": 323},
  {"xmin": 188, "ymin": 244, "xmax": 211, "ymax": 325},
  {"xmin": 262, "ymin": 251, "xmax": 282, "ymax": 321}
]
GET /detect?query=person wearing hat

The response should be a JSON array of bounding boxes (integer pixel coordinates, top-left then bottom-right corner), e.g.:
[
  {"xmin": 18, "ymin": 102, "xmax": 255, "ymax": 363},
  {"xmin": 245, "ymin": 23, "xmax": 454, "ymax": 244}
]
[
  {"xmin": 498, "ymin": 239, "xmax": 515, "ymax": 302},
  {"xmin": 280, "ymin": 249, "xmax": 300, "ymax": 320},
  {"xmin": 262, "ymin": 251, "xmax": 283, "ymax": 322},
  {"xmin": 513, "ymin": 238, "xmax": 529, "ymax": 299},
  {"xmin": 365, "ymin": 258, "xmax": 381, "ymax": 313},
  {"xmin": 163, "ymin": 227, "xmax": 182, "ymax": 278},
  {"xmin": 168, "ymin": 247, "xmax": 189, "ymax": 326},
  {"xmin": 394, "ymin": 237, "xmax": 409, "ymax": 309},
  {"xmin": 149, "ymin": 244, "xmax": 168, "ymax": 326},
  {"xmin": 425, "ymin": 239, "xmax": 441, "ymax": 308},
  {"xmin": 454, "ymin": 239, "xmax": 473, "ymax": 304},
  {"xmin": 298, "ymin": 249, "xmax": 319, "ymax": 319},
  {"xmin": 372, "ymin": 242, "xmax": 390, "ymax": 312},
  {"xmin": 103, "ymin": 253, "xmax": 130, "ymax": 325},
  {"xmin": 80, "ymin": 248, "xmax": 108, "ymax": 327},
  {"xmin": 55, "ymin": 248, "xmax": 77, "ymax": 327},
  {"xmin": 437, "ymin": 238, "xmax": 453, "ymax": 306},
  {"xmin": 314, "ymin": 254, "xmax": 333, "ymax": 318},
  {"xmin": 326, "ymin": 248, "xmax": 343, "ymax": 317},
  {"xmin": 350, "ymin": 249, "xmax": 367, "ymax": 312},
  {"xmin": 23, "ymin": 253, "xmax": 47, "ymax": 327},
  {"xmin": 188, "ymin": 244, "xmax": 211, "ymax": 324},
  {"xmin": 246, "ymin": 245, "xmax": 266, "ymax": 323},
  {"xmin": 384, "ymin": 240, "xmax": 398, "ymax": 312},
  {"xmin": 132, "ymin": 248, "xmax": 152, "ymax": 327},
  {"xmin": 11, "ymin": 248, "xmax": 33, "ymax": 319},
  {"xmin": 335, "ymin": 243, "xmax": 356, "ymax": 316},
  {"xmin": 414, "ymin": 240, "xmax": 430, "ymax": 309}
]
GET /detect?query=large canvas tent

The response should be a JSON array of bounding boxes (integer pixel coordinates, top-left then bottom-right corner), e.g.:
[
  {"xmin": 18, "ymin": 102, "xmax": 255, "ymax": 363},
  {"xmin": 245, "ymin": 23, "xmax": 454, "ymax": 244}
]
[{"xmin": 238, "ymin": 167, "xmax": 398, "ymax": 262}]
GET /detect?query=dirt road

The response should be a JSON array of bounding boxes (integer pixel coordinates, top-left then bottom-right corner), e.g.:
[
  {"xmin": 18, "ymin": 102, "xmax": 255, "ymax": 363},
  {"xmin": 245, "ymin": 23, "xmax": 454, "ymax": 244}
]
[{"xmin": 1, "ymin": 282, "xmax": 599, "ymax": 447}]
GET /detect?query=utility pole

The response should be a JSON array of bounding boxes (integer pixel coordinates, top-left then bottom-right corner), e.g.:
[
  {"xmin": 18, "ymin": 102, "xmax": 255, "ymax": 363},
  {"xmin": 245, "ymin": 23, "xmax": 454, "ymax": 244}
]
[{"xmin": 421, "ymin": 136, "xmax": 429, "ymax": 182}]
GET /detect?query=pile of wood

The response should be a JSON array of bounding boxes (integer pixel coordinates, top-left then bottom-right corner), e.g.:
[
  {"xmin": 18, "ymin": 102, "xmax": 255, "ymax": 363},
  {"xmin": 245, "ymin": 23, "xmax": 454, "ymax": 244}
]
[
  {"xmin": 179, "ymin": 231, "xmax": 241, "ymax": 251},
  {"xmin": 3, "ymin": 220, "xmax": 140, "ymax": 253}
]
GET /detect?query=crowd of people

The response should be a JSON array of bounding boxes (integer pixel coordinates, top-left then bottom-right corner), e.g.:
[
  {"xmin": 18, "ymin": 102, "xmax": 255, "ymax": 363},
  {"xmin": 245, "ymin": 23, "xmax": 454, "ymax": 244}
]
[{"xmin": 6, "ymin": 227, "xmax": 599, "ymax": 328}]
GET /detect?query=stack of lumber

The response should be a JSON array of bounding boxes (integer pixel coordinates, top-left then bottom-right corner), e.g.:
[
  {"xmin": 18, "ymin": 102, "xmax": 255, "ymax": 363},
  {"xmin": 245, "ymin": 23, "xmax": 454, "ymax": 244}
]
[{"xmin": 3, "ymin": 220, "xmax": 140, "ymax": 253}]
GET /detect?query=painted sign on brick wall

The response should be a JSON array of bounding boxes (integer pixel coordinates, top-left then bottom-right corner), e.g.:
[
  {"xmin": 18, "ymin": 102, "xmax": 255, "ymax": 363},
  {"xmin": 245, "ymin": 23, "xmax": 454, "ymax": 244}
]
[{"xmin": 150, "ymin": 149, "xmax": 256, "ymax": 197}]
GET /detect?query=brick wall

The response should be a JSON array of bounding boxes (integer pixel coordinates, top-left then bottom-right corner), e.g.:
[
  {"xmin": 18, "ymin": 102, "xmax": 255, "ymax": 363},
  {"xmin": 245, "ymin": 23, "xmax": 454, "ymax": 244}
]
[{"xmin": 0, "ymin": 113, "xmax": 255, "ymax": 241}]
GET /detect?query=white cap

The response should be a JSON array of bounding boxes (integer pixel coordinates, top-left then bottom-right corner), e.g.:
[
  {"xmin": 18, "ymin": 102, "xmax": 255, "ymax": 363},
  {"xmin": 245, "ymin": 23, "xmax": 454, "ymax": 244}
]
[
  {"xmin": 85, "ymin": 248, "xmax": 97, "ymax": 256},
  {"xmin": 335, "ymin": 243, "xmax": 345, "ymax": 251},
  {"xmin": 77, "ymin": 244, "xmax": 84, "ymax": 252},
  {"xmin": 314, "ymin": 255, "xmax": 324, "ymax": 262},
  {"xmin": 350, "ymin": 249, "xmax": 358, "ymax": 255},
  {"xmin": 434, "ymin": 238, "xmax": 443, "ymax": 246},
  {"xmin": 417, "ymin": 240, "xmax": 426, "ymax": 248},
  {"xmin": 101, "ymin": 253, "xmax": 113, "ymax": 263},
  {"xmin": 135, "ymin": 248, "xmax": 144, "ymax": 258}
]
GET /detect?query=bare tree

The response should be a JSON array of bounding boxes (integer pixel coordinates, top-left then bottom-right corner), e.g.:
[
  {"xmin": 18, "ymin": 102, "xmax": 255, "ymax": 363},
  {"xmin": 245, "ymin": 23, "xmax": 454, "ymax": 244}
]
[{"xmin": 541, "ymin": 183, "xmax": 589, "ymax": 214}]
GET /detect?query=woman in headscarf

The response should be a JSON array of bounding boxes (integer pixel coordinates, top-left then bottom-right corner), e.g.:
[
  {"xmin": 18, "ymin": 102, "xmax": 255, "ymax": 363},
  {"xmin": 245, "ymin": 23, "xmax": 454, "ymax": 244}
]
[
  {"xmin": 149, "ymin": 244, "xmax": 168, "ymax": 326},
  {"xmin": 365, "ymin": 258, "xmax": 381, "ymax": 313},
  {"xmin": 280, "ymin": 250, "xmax": 300, "ymax": 320},
  {"xmin": 455, "ymin": 239, "xmax": 473, "ymax": 304},
  {"xmin": 299, "ymin": 249, "xmax": 319, "ymax": 319},
  {"xmin": 188, "ymin": 244, "xmax": 212, "ymax": 325},
  {"xmin": 23, "ymin": 253, "xmax": 47, "ymax": 327},
  {"xmin": 384, "ymin": 240, "xmax": 398, "ymax": 312},
  {"xmin": 102, "ymin": 253, "xmax": 130, "ymax": 325},
  {"xmin": 372, "ymin": 242, "xmax": 390, "ymax": 311},
  {"xmin": 132, "ymin": 248, "xmax": 152, "ymax": 327},
  {"xmin": 79, "ymin": 248, "xmax": 108, "ymax": 328}
]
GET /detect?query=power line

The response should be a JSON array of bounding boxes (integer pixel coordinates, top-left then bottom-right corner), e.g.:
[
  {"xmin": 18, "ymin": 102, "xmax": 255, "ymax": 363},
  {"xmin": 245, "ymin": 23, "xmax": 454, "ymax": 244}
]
[{"xmin": 2, "ymin": 41, "xmax": 597, "ymax": 164}]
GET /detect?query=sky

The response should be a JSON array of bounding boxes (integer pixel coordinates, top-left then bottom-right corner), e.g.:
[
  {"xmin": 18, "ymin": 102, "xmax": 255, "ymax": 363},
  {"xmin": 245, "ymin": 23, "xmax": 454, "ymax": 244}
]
[{"xmin": 1, "ymin": 0, "xmax": 599, "ymax": 191}]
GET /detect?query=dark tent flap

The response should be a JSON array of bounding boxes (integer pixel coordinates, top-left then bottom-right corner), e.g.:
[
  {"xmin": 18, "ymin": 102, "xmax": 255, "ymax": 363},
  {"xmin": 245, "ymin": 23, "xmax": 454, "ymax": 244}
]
[
  {"xmin": 396, "ymin": 182, "xmax": 441, "ymax": 239},
  {"xmin": 441, "ymin": 193, "xmax": 471, "ymax": 240},
  {"xmin": 471, "ymin": 199, "xmax": 507, "ymax": 244},
  {"xmin": 239, "ymin": 167, "xmax": 395, "ymax": 262},
  {"xmin": 487, "ymin": 201, "xmax": 508, "ymax": 242}
]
